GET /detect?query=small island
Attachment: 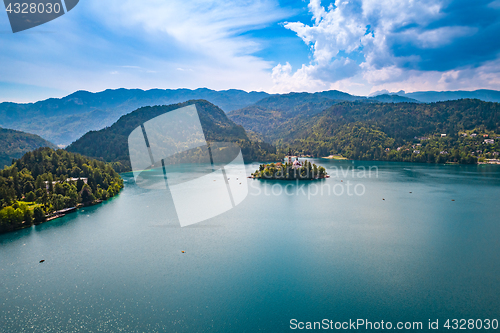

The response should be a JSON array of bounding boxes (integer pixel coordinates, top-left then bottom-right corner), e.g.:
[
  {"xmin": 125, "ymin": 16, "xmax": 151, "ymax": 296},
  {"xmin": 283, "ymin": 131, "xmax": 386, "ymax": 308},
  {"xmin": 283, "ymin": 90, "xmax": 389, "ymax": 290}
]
[{"xmin": 252, "ymin": 152, "xmax": 328, "ymax": 180}]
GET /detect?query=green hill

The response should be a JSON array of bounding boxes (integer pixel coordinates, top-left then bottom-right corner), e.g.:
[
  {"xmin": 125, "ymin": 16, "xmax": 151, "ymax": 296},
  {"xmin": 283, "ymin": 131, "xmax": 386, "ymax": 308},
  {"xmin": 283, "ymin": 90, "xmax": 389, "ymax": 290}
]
[
  {"xmin": 228, "ymin": 93, "xmax": 340, "ymax": 142},
  {"xmin": 66, "ymin": 100, "xmax": 279, "ymax": 170},
  {"xmin": 0, "ymin": 128, "xmax": 57, "ymax": 168},
  {"xmin": 228, "ymin": 91, "xmax": 419, "ymax": 142},
  {"xmin": 0, "ymin": 148, "xmax": 123, "ymax": 234},
  {"xmin": 282, "ymin": 99, "xmax": 500, "ymax": 163},
  {"xmin": 289, "ymin": 99, "xmax": 499, "ymax": 140},
  {"xmin": 230, "ymin": 98, "xmax": 499, "ymax": 164}
]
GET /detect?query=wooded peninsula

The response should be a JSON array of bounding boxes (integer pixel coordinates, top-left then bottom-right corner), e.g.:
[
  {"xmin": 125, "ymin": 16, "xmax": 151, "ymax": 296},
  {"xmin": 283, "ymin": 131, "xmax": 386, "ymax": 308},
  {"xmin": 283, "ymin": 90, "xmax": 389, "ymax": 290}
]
[{"xmin": 0, "ymin": 148, "xmax": 123, "ymax": 234}]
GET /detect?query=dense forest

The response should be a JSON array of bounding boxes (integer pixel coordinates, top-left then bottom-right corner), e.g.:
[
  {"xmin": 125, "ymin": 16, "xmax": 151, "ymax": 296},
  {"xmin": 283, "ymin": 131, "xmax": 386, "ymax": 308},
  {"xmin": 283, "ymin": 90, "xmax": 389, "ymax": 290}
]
[
  {"xmin": 67, "ymin": 100, "xmax": 281, "ymax": 171},
  {"xmin": 228, "ymin": 94, "xmax": 415, "ymax": 141},
  {"xmin": 0, "ymin": 148, "xmax": 123, "ymax": 234},
  {"xmin": 230, "ymin": 99, "xmax": 500, "ymax": 164},
  {"xmin": 0, "ymin": 127, "xmax": 57, "ymax": 168},
  {"xmin": 294, "ymin": 99, "xmax": 499, "ymax": 141},
  {"xmin": 284, "ymin": 124, "xmax": 499, "ymax": 164}
]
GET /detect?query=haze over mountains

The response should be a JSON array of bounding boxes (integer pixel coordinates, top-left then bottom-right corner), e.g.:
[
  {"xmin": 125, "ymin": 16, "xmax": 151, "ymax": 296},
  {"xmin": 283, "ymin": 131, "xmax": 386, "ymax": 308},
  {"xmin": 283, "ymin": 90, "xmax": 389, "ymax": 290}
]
[
  {"xmin": 372, "ymin": 89, "xmax": 500, "ymax": 103},
  {"xmin": 0, "ymin": 88, "xmax": 268, "ymax": 146},
  {"xmin": 1, "ymin": 87, "xmax": 499, "ymax": 147}
]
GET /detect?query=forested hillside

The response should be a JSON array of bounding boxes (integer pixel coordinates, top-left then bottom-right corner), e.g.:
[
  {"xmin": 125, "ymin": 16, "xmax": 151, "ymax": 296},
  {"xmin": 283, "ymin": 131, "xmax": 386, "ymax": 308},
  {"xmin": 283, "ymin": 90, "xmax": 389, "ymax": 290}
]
[
  {"xmin": 0, "ymin": 148, "xmax": 123, "ymax": 234},
  {"xmin": 228, "ymin": 93, "xmax": 340, "ymax": 141},
  {"xmin": 230, "ymin": 99, "xmax": 499, "ymax": 164},
  {"xmin": 228, "ymin": 93, "xmax": 418, "ymax": 142},
  {"xmin": 283, "ymin": 99, "xmax": 500, "ymax": 163},
  {"xmin": 286, "ymin": 99, "xmax": 499, "ymax": 140},
  {"xmin": 67, "ymin": 100, "xmax": 280, "ymax": 170},
  {"xmin": 0, "ymin": 128, "xmax": 57, "ymax": 168}
]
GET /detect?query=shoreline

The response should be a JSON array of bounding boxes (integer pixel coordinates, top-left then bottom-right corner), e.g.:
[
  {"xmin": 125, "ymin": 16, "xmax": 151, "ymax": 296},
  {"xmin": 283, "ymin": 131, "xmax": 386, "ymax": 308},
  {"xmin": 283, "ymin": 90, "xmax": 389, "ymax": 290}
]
[{"xmin": 1, "ymin": 199, "xmax": 110, "ymax": 235}]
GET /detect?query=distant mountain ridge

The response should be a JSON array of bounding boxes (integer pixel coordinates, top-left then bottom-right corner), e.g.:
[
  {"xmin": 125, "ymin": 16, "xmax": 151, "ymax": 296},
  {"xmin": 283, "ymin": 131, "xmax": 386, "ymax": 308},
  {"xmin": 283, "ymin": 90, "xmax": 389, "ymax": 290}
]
[
  {"xmin": 367, "ymin": 94, "xmax": 419, "ymax": 103},
  {"xmin": 0, "ymin": 128, "xmax": 57, "ymax": 168},
  {"xmin": 0, "ymin": 88, "xmax": 269, "ymax": 146},
  {"xmin": 372, "ymin": 89, "xmax": 500, "ymax": 103},
  {"xmin": 2, "ymin": 87, "xmax": 498, "ymax": 146}
]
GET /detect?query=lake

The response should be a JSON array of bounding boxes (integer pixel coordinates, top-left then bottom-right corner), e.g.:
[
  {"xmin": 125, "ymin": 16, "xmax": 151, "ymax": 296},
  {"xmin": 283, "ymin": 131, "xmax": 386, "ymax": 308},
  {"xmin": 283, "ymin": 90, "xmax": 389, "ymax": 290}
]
[{"xmin": 1, "ymin": 160, "xmax": 499, "ymax": 332}]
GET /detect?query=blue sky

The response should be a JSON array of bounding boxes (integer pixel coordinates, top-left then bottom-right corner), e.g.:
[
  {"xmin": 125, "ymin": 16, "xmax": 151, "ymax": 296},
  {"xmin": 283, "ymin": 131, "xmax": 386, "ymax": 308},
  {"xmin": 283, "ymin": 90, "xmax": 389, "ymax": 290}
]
[{"xmin": 1, "ymin": 0, "xmax": 500, "ymax": 102}]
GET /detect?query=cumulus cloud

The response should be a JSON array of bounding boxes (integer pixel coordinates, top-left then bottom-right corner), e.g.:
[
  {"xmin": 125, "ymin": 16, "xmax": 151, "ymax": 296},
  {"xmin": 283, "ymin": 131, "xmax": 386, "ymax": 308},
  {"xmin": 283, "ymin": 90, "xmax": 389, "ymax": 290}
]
[
  {"xmin": 0, "ymin": 0, "xmax": 293, "ymax": 101},
  {"xmin": 273, "ymin": 0, "xmax": 500, "ymax": 93}
]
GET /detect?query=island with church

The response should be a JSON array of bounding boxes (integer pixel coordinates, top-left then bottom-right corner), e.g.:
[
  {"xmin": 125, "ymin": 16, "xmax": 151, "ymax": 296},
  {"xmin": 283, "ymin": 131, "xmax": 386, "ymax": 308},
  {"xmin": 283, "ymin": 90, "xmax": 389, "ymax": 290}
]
[{"xmin": 251, "ymin": 150, "xmax": 328, "ymax": 180}]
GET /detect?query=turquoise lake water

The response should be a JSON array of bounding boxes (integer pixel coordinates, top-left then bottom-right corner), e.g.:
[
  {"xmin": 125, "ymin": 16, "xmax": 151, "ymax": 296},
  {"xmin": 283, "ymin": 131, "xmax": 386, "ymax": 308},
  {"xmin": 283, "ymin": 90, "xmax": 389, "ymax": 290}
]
[{"xmin": 1, "ymin": 160, "xmax": 499, "ymax": 332}]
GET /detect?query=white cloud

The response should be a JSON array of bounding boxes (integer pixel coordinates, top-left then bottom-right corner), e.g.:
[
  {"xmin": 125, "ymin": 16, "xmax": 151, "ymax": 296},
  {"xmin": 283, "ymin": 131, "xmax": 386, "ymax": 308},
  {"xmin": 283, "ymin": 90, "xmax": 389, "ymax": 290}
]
[
  {"xmin": 367, "ymin": 58, "xmax": 500, "ymax": 94},
  {"xmin": 273, "ymin": 0, "xmax": 500, "ymax": 94},
  {"xmin": 0, "ymin": 0, "xmax": 294, "ymax": 102},
  {"xmin": 410, "ymin": 26, "xmax": 477, "ymax": 49},
  {"xmin": 88, "ymin": 0, "xmax": 290, "ymax": 72},
  {"xmin": 1, "ymin": 0, "xmax": 499, "ymax": 101},
  {"xmin": 271, "ymin": 62, "xmax": 327, "ymax": 92},
  {"xmin": 283, "ymin": 0, "xmax": 366, "ymax": 65}
]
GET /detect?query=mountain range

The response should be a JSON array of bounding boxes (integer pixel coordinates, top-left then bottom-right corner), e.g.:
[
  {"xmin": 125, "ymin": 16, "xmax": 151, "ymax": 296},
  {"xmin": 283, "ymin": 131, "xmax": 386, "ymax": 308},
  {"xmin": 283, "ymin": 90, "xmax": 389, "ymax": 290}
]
[
  {"xmin": 2, "ymin": 94, "xmax": 499, "ymax": 170},
  {"xmin": 66, "ymin": 100, "xmax": 279, "ymax": 170},
  {"xmin": 2, "ymin": 87, "xmax": 497, "ymax": 146},
  {"xmin": 373, "ymin": 89, "xmax": 500, "ymax": 103},
  {"xmin": 0, "ymin": 88, "xmax": 268, "ymax": 146}
]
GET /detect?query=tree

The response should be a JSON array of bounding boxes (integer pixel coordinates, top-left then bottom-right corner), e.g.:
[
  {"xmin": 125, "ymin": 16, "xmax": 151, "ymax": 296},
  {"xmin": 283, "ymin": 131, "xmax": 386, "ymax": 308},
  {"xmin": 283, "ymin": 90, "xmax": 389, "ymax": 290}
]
[
  {"xmin": 23, "ymin": 182, "xmax": 34, "ymax": 193},
  {"xmin": 80, "ymin": 185, "xmax": 95, "ymax": 204},
  {"xmin": 23, "ymin": 210, "xmax": 33, "ymax": 225},
  {"xmin": 35, "ymin": 175, "xmax": 44, "ymax": 189},
  {"xmin": 53, "ymin": 194, "xmax": 65, "ymax": 211},
  {"xmin": 318, "ymin": 167, "xmax": 326, "ymax": 178},
  {"xmin": 66, "ymin": 187, "xmax": 78, "ymax": 207},
  {"xmin": 47, "ymin": 173, "xmax": 54, "ymax": 193},
  {"xmin": 54, "ymin": 183, "xmax": 65, "ymax": 195},
  {"xmin": 71, "ymin": 166, "xmax": 82, "ymax": 178},
  {"xmin": 25, "ymin": 191, "xmax": 36, "ymax": 202},
  {"xmin": 33, "ymin": 206, "xmax": 46, "ymax": 223},
  {"xmin": 76, "ymin": 178, "xmax": 85, "ymax": 192},
  {"xmin": 0, "ymin": 207, "xmax": 16, "ymax": 224}
]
